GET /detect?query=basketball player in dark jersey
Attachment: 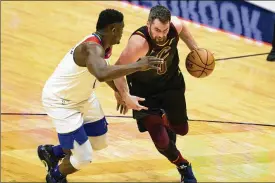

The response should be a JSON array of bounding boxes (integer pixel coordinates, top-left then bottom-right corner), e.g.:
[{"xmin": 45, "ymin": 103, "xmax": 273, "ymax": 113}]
[{"xmin": 114, "ymin": 5, "xmax": 199, "ymax": 183}]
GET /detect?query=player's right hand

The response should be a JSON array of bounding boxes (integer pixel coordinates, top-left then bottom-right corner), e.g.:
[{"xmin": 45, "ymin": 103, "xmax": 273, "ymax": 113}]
[
  {"xmin": 114, "ymin": 92, "xmax": 128, "ymax": 114},
  {"xmin": 138, "ymin": 56, "xmax": 164, "ymax": 71},
  {"xmin": 122, "ymin": 93, "xmax": 148, "ymax": 111}
]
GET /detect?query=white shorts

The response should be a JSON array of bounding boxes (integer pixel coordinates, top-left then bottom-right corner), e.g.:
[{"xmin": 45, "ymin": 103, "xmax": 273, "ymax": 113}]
[{"xmin": 42, "ymin": 92, "xmax": 105, "ymax": 134}]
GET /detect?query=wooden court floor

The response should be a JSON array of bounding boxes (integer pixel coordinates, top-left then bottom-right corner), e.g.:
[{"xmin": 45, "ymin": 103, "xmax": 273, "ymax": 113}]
[{"xmin": 1, "ymin": 1, "xmax": 275, "ymax": 182}]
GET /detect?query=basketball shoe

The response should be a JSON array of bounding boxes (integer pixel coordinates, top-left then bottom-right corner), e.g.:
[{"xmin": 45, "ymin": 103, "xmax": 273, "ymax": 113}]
[
  {"xmin": 37, "ymin": 145, "xmax": 59, "ymax": 172},
  {"xmin": 267, "ymin": 48, "xmax": 275, "ymax": 61},
  {"xmin": 46, "ymin": 169, "xmax": 68, "ymax": 183},
  {"xmin": 177, "ymin": 163, "xmax": 197, "ymax": 183}
]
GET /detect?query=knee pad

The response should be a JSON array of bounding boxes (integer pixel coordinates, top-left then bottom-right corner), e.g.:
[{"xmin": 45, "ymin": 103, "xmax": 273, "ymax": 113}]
[
  {"xmin": 89, "ymin": 134, "xmax": 108, "ymax": 151},
  {"xmin": 69, "ymin": 140, "xmax": 93, "ymax": 170}
]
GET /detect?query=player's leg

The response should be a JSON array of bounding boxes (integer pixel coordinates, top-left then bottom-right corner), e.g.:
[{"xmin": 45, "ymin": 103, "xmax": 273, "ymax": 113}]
[
  {"xmin": 134, "ymin": 94, "xmax": 192, "ymax": 178},
  {"xmin": 162, "ymin": 89, "xmax": 189, "ymax": 136},
  {"xmin": 85, "ymin": 118, "xmax": 108, "ymax": 151},
  {"xmin": 47, "ymin": 127, "xmax": 93, "ymax": 183},
  {"xmin": 267, "ymin": 22, "xmax": 275, "ymax": 61},
  {"xmin": 37, "ymin": 107, "xmax": 80, "ymax": 172},
  {"xmin": 37, "ymin": 144, "xmax": 65, "ymax": 172},
  {"xmin": 38, "ymin": 95, "xmax": 77, "ymax": 171},
  {"xmin": 138, "ymin": 113, "xmax": 189, "ymax": 165},
  {"xmin": 37, "ymin": 106, "xmax": 93, "ymax": 183},
  {"xmin": 161, "ymin": 111, "xmax": 177, "ymax": 144},
  {"xmin": 83, "ymin": 93, "xmax": 108, "ymax": 151},
  {"xmin": 138, "ymin": 112, "xmax": 195, "ymax": 182},
  {"xmin": 38, "ymin": 93, "xmax": 107, "ymax": 173},
  {"xmin": 133, "ymin": 94, "xmax": 173, "ymax": 151},
  {"xmin": 37, "ymin": 101, "xmax": 67, "ymax": 171},
  {"xmin": 84, "ymin": 116, "xmax": 109, "ymax": 151},
  {"xmin": 162, "ymin": 88, "xmax": 196, "ymax": 183}
]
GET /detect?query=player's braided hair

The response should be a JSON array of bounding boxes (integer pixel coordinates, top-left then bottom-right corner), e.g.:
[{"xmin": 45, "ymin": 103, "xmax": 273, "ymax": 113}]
[
  {"xmin": 96, "ymin": 9, "xmax": 124, "ymax": 31},
  {"xmin": 148, "ymin": 5, "xmax": 171, "ymax": 23}
]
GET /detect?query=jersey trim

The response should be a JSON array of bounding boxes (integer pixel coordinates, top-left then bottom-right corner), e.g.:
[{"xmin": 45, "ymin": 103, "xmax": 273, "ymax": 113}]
[{"xmin": 82, "ymin": 34, "xmax": 112, "ymax": 59}]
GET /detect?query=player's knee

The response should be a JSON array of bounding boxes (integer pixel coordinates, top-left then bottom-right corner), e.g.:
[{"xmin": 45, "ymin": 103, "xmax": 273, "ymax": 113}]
[
  {"xmin": 70, "ymin": 154, "xmax": 92, "ymax": 170},
  {"xmin": 69, "ymin": 140, "xmax": 93, "ymax": 170},
  {"xmin": 178, "ymin": 128, "xmax": 188, "ymax": 136},
  {"xmin": 89, "ymin": 134, "xmax": 108, "ymax": 151},
  {"xmin": 172, "ymin": 123, "xmax": 189, "ymax": 136}
]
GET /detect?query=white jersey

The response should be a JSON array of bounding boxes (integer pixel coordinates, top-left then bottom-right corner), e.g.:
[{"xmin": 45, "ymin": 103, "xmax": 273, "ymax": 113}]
[{"xmin": 42, "ymin": 33, "xmax": 112, "ymax": 107}]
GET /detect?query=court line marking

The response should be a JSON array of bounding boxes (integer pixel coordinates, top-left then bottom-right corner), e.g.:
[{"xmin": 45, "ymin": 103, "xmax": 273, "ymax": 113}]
[
  {"xmin": 1, "ymin": 51, "xmax": 271, "ymax": 127},
  {"xmin": 1, "ymin": 112, "xmax": 274, "ymax": 127},
  {"xmin": 215, "ymin": 52, "xmax": 269, "ymax": 61}
]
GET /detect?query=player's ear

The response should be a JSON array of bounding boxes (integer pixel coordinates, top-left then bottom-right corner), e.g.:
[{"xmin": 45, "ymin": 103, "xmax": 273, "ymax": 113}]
[
  {"xmin": 108, "ymin": 25, "xmax": 116, "ymax": 35},
  {"xmin": 112, "ymin": 27, "xmax": 116, "ymax": 35},
  {"xmin": 110, "ymin": 25, "xmax": 116, "ymax": 35}
]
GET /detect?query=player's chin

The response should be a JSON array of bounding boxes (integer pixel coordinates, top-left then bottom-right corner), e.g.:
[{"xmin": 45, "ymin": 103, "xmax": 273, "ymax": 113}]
[{"xmin": 156, "ymin": 40, "xmax": 165, "ymax": 44}]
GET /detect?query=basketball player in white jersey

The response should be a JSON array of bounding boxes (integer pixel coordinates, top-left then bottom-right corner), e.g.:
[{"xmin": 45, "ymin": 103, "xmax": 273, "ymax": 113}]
[{"xmin": 37, "ymin": 9, "xmax": 163, "ymax": 183}]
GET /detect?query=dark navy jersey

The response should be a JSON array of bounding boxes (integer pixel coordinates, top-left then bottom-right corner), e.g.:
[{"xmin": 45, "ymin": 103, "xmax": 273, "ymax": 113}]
[{"xmin": 126, "ymin": 23, "xmax": 185, "ymax": 97}]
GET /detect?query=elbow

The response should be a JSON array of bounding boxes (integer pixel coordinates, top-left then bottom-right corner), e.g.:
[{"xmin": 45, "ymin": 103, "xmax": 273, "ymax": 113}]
[
  {"xmin": 96, "ymin": 74, "xmax": 111, "ymax": 82},
  {"xmin": 96, "ymin": 75, "xmax": 107, "ymax": 82},
  {"xmin": 92, "ymin": 67, "xmax": 108, "ymax": 82},
  {"xmin": 93, "ymin": 71, "xmax": 105, "ymax": 82}
]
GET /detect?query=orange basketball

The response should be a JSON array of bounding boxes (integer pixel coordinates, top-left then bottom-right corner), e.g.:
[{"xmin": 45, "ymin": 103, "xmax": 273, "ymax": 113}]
[{"xmin": 185, "ymin": 48, "xmax": 215, "ymax": 78}]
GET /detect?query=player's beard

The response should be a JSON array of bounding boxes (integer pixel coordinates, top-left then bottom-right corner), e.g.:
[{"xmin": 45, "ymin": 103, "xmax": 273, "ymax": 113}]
[
  {"xmin": 149, "ymin": 27, "xmax": 167, "ymax": 45},
  {"xmin": 155, "ymin": 36, "xmax": 167, "ymax": 45}
]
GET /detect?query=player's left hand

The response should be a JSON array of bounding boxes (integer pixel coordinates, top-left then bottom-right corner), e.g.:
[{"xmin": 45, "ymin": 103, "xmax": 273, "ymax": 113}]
[{"xmin": 115, "ymin": 92, "xmax": 128, "ymax": 114}]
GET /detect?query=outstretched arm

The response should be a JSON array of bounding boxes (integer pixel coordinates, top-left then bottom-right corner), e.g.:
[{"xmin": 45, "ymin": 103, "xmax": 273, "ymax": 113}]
[
  {"xmin": 114, "ymin": 35, "xmax": 149, "ymax": 98},
  {"xmin": 105, "ymin": 81, "xmax": 118, "ymax": 92},
  {"xmin": 73, "ymin": 42, "xmax": 161, "ymax": 82},
  {"xmin": 114, "ymin": 35, "xmax": 150, "ymax": 110}
]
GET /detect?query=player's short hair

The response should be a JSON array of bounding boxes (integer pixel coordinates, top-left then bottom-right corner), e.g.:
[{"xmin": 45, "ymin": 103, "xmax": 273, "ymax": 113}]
[
  {"xmin": 96, "ymin": 9, "xmax": 124, "ymax": 31},
  {"xmin": 148, "ymin": 5, "xmax": 171, "ymax": 24}
]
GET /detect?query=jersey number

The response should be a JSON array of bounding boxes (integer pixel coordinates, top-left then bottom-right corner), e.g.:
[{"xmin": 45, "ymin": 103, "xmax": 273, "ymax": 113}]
[{"xmin": 155, "ymin": 46, "xmax": 171, "ymax": 75}]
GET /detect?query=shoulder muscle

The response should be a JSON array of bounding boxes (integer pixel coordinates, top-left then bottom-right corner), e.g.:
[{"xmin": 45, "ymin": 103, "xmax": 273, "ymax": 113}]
[
  {"xmin": 73, "ymin": 42, "xmax": 104, "ymax": 67},
  {"xmin": 115, "ymin": 35, "xmax": 149, "ymax": 65},
  {"xmin": 171, "ymin": 16, "xmax": 183, "ymax": 35}
]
